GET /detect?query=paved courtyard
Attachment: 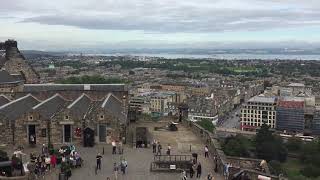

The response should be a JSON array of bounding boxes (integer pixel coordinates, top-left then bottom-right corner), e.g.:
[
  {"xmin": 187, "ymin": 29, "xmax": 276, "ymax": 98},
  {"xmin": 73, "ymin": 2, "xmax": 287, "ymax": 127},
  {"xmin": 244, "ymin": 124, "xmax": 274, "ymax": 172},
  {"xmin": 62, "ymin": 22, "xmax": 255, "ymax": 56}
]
[{"xmin": 4, "ymin": 121, "xmax": 224, "ymax": 180}]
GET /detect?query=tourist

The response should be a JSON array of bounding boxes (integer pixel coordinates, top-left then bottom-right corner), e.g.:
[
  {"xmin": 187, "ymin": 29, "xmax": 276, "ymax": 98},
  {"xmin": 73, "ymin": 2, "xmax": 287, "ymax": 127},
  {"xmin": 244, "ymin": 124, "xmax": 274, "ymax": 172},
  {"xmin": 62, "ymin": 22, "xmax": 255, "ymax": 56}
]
[
  {"xmin": 157, "ymin": 142, "xmax": 162, "ymax": 155},
  {"xmin": 207, "ymin": 173, "xmax": 213, "ymax": 180},
  {"xmin": 204, "ymin": 145, "xmax": 209, "ymax": 158},
  {"xmin": 189, "ymin": 164, "xmax": 194, "ymax": 178},
  {"xmin": 166, "ymin": 144, "xmax": 171, "ymax": 155},
  {"xmin": 214, "ymin": 155, "xmax": 218, "ymax": 173},
  {"xmin": 45, "ymin": 155, "xmax": 51, "ymax": 171},
  {"xmin": 30, "ymin": 135, "xmax": 35, "ymax": 145},
  {"xmin": 152, "ymin": 140, "xmax": 157, "ymax": 153},
  {"xmin": 113, "ymin": 162, "xmax": 119, "ymax": 180},
  {"xmin": 41, "ymin": 144, "xmax": 47, "ymax": 155},
  {"xmin": 120, "ymin": 159, "xmax": 127, "ymax": 174},
  {"xmin": 96, "ymin": 153, "xmax": 102, "ymax": 170},
  {"xmin": 118, "ymin": 141, "xmax": 123, "ymax": 154},
  {"xmin": 112, "ymin": 140, "xmax": 117, "ymax": 154},
  {"xmin": 196, "ymin": 162, "xmax": 202, "ymax": 178},
  {"xmin": 181, "ymin": 170, "xmax": 187, "ymax": 180},
  {"xmin": 224, "ymin": 163, "xmax": 231, "ymax": 180},
  {"xmin": 40, "ymin": 162, "xmax": 46, "ymax": 177},
  {"xmin": 50, "ymin": 154, "xmax": 57, "ymax": 168}
]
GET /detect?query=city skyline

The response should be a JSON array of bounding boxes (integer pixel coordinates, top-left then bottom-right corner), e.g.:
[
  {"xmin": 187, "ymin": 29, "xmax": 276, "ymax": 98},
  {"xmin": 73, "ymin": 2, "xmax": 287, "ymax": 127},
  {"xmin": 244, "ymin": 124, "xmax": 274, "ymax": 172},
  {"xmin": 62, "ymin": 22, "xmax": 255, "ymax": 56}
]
[{"xmin": 1, "ymin": 0, "xmax": 320, "ymax": 50}]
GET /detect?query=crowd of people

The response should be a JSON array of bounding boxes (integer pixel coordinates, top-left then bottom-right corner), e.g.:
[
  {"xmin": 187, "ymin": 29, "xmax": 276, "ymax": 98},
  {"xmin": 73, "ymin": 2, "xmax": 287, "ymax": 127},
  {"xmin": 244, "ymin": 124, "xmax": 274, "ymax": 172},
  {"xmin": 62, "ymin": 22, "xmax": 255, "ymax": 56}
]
[
  {"xmin": 30, "ymin": 144, "xmax": 58, "ymax": 179},
  {"xmin": 29, "ymin": 144, "xmax": 83, "ymax": 179}
]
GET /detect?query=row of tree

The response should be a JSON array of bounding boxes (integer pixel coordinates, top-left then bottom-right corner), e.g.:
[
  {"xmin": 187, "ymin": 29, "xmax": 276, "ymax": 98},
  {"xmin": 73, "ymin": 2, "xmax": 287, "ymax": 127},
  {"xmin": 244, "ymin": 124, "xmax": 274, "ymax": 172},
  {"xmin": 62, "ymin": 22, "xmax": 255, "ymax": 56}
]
[
  {"xmin": 222, "ymin": 124, "xmax": 320, "ymax": 179},
  {"xmin": 56, "ymin": 75, "xmax": 128, "ymax": 84}
]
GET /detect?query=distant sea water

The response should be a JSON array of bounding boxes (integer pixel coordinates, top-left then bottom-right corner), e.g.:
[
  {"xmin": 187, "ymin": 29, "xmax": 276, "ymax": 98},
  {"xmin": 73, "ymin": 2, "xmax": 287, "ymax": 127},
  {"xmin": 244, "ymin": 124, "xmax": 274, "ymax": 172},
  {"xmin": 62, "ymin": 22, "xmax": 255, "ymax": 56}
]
[{"xmin": 89, "ymin": 53, "xmax": 320, "ymax": 60}]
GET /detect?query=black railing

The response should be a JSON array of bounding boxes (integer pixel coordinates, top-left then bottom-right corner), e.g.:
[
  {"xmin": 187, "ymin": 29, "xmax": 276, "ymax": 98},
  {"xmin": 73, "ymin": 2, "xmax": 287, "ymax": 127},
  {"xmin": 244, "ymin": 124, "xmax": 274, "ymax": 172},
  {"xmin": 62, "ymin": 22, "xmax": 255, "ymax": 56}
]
[{"xmin": 153, "ymin": 154, "xmax": 193, "ymax": 162}]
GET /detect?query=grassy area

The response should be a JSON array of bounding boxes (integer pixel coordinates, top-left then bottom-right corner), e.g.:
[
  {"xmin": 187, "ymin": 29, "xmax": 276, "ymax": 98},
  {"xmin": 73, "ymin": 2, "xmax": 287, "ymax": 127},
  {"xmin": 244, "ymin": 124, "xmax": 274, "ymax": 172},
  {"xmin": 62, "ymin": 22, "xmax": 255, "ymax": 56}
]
[{"xmin": 227, "ymin": 67, "xmax": 260, "ymax": 73}]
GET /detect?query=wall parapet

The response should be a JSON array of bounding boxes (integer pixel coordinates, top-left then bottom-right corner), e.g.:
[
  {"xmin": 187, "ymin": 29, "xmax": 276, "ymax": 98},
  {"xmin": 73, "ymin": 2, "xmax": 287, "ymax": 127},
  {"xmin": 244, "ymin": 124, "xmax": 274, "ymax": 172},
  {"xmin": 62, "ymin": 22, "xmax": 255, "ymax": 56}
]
[{"xmin": 184, "ymin": 120, "xmax": 281, "ymax": 180}]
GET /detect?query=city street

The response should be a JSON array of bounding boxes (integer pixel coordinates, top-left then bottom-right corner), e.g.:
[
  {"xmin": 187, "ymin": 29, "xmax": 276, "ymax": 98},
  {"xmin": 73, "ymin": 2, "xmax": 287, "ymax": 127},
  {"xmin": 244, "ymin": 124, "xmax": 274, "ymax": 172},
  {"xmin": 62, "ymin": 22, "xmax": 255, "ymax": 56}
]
[{"xmin": 218, "ymin": 107, "xmax": 241, "ymax": 129}]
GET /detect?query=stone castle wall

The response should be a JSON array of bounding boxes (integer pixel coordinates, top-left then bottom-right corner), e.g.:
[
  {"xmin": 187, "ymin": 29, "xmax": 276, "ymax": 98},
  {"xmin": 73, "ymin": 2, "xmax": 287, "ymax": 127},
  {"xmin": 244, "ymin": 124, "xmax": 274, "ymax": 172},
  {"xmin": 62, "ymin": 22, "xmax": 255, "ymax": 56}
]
[{"xmin": 1, "ymin": 40, "xmax": 39, "ymax": 84}]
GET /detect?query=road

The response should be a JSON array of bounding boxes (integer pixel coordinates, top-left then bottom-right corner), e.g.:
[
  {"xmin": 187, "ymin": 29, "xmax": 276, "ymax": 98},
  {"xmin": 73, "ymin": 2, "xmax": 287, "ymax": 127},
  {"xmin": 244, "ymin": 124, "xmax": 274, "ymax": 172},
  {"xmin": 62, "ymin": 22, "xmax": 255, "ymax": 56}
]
[{"xmin": 218, "ymin": 106, "xmax": 241, "ymax": 129}]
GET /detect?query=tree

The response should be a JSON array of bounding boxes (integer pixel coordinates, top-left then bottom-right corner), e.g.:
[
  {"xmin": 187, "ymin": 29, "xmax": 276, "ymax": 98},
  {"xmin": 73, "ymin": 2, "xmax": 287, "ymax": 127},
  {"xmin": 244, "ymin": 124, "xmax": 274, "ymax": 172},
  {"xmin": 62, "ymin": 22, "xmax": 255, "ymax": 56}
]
[
  {"xmin": 255, "ymin": 123, "xmax": 287, "ymax": 162},
  {"xmin": 301, "ymin": 164, "xmax": 320, "ymax": 178},
  {"xmin": 268, "ymin": 160, "xmax": 283, "ymax": 176},
  {"xmin": 286, "ymin": 138, "xmax": 302, "ymax": 152},
  {"xmin": 57, "ymin": 75, "xmax": 128, "ymax": 84},
  {"xmin": 222, "ymin": 135, "xmax": 251, "ymax": 157}
]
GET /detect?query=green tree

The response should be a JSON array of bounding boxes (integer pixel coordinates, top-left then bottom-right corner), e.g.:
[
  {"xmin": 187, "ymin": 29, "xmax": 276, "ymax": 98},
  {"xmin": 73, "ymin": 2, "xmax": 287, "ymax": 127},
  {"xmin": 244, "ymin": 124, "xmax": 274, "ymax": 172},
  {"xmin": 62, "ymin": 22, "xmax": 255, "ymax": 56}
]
[
  {"xmin": 255, "ymin": 124, "xmax": 288, "ymax": 162},
  {"xmin": 301, "ymin": 164, "xmax": 320, "ymax": 178},
  {"xmin": 286, "ymin": 138, "xmax": 302, "ymax": 152},
  {"xmin": 57, "ymin": 75, "xmax": 128, "ymax": 84},
  {"xmin": 222, "ymin": 135, "xmax": 251, "ymax": 157},
  {"xmin": 268, "ymin": 160, "xmax": 283, "ymax": 176}
]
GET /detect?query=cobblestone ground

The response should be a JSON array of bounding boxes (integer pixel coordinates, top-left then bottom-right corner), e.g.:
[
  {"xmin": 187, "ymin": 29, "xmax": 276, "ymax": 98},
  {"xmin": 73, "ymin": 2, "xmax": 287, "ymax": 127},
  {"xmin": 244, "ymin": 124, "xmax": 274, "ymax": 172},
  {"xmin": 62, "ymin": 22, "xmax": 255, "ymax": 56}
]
[{"xmin": 5, "ymin": 122, "xmax": 224, "ymax": 180}]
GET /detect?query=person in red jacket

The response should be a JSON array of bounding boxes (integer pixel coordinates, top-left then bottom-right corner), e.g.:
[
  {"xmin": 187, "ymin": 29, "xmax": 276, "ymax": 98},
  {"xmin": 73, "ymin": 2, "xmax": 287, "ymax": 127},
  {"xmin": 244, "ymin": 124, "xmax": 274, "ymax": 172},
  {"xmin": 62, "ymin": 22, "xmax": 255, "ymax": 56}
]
[{"xmin": 50, "ymin": 154, "xmax": 57, "ymax": 168}]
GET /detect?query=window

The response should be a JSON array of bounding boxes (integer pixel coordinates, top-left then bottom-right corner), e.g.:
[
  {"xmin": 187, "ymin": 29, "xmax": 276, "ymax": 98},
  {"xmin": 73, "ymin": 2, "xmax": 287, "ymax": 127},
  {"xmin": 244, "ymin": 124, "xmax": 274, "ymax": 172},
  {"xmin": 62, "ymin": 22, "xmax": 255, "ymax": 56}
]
[
  {"xmin": 41, "ymin": 129, "xmax": 47, "ymax": 137},
  {"xmin": 65, "ymin": 116, "xmax": 69, "ymax": 120},
  {"xmin": 28, "ymin": 116, "xmax": 33, "ymax": 120},
  {"xmin": 100, "ymin": 115, "xmax": 104, "ymax": 119}
]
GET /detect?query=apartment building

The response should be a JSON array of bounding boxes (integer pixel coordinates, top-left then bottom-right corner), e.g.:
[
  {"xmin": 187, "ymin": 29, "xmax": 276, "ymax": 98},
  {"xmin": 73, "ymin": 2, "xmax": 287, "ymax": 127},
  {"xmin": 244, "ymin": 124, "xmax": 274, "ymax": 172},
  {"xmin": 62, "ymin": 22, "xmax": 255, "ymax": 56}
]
[
  {"xmin": 240, "ymin": 96, "xmax": 277, "ymax": 131},
  {"xmin": 150, "ymin": 92, "xmax": 174, "ymax": 115},
  {"xmin": 276, "ymin": 97, "xmax": 305, "ymax": 133}
]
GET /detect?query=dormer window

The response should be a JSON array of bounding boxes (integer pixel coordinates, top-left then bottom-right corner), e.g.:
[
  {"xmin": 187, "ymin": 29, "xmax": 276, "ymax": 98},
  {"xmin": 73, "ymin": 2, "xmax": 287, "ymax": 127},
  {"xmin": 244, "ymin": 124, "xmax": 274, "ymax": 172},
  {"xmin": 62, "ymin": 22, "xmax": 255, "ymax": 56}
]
[
  {"xmin": 28, "ymin": 116, "xmax": 33, "ymax": 121},
  {"xmin": 65, "ymin": 116, "xmax": 69, "ymax": 120}
]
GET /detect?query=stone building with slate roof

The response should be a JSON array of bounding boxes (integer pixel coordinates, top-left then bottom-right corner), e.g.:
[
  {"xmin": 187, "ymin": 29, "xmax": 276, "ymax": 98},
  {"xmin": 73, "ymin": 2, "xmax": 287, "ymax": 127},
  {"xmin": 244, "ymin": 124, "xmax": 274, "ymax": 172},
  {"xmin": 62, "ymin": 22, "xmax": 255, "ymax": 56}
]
[
  {"xmin": 0, "ymin": 94, "xmax": 10, "ymax": 106},
  {"xmin": 0, "ymin": 92, "xmax": 127, "ymax": 147},
  {"xmin": 0, "ymin": 40, "xmax": 40, "ymax": 83},
  {"xmin": 0, "ymin": 94, "xmax": 41, "ymax": 145},
  {"xmin": 0, "ymin": 70, "xmax": 24, "ymax": 93}
]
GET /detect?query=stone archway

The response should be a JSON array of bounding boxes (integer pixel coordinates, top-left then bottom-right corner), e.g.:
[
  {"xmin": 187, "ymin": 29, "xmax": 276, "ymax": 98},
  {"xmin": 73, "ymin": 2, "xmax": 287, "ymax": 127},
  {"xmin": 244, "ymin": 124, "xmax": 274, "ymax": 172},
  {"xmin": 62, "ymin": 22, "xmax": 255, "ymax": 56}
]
[{"xmin": 83, "ymin": 127, "xmax": 95, "ymax": 147}]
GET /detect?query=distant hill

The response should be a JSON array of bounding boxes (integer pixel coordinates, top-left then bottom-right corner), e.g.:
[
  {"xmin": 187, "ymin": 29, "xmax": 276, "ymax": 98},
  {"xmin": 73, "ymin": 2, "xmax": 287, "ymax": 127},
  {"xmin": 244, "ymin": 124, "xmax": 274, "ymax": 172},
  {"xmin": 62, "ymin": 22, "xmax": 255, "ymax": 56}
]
[{"xmin": 21, "ymin": 50, "xmax": 67, "ymax": 58}]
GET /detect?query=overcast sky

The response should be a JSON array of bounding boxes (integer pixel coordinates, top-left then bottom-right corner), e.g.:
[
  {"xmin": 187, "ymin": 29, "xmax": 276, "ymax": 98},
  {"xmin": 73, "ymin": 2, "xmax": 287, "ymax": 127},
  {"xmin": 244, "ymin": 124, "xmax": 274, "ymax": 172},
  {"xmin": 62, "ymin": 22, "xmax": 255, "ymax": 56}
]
[{"xmin": 1, "ymin": 0, "xmax": 320, "ymax": 50}]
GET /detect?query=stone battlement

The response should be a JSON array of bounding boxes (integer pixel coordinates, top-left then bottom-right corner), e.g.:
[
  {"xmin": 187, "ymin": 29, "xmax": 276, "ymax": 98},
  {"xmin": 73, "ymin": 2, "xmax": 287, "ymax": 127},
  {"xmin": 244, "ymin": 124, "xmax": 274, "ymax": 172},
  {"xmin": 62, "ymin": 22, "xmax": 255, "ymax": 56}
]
[{"xmin": 0, "ymin": 40, "xmax": 18, "ymax": 50}]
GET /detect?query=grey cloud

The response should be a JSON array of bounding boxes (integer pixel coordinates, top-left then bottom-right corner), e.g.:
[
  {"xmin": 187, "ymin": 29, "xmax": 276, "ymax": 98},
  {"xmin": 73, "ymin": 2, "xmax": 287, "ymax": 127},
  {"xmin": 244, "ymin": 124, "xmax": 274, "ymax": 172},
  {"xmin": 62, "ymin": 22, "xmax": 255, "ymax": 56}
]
[
  {"xmin": 3, "ymin": 0, "xmax": 320, "ymax": 33},
  {"xmin": 21, "ymin": 9, "xmax": 320, "ymax": 33}
]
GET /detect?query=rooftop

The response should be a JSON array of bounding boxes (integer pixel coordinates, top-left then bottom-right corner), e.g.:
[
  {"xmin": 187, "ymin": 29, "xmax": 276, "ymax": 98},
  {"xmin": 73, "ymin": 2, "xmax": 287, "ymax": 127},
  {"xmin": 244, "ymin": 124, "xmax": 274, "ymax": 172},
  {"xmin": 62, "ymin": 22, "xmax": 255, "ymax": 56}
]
[
  {"xmin": 248, "ymin": 96, "xmax": 276, "ymax": 104},
  {"xmin": 0, "ymin": 95, "xmax": 10, "ymax": 106},
  {"xmin": 23, "ymin": 84, "xmax": 127, "ymax": 92},
  {"xmin": 32, "ymin": 93, "xmax": 68, "ymax": 119},
  {"xmin": 67, "ymin": 93, "xmax": 93, "ymax": 118},
  {"xmin": 287, "ymin": 83, "xmax": 305, "ymax": 87},
  {"xmin": 101, "ymin": 93, "xmax": 126, "ymax": 123},
  {"xmin": 0, "ymin": 70, "xmax": 23, "ymax": 85},
  {"xmin": 278, "ymin": 100, "xmax": 304, "ymax": 109},
  {"xmin": 0, "ymin": 94, "xmax": 40, "ymax": 121}
]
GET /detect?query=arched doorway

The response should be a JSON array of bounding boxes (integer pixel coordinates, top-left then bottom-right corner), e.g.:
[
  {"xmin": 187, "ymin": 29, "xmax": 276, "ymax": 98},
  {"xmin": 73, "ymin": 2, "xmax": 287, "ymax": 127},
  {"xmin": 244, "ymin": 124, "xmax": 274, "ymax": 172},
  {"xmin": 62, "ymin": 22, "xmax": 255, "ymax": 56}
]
[{"xmin": 83, "ymin": 127, "xmax": 94, "ymax": 147}]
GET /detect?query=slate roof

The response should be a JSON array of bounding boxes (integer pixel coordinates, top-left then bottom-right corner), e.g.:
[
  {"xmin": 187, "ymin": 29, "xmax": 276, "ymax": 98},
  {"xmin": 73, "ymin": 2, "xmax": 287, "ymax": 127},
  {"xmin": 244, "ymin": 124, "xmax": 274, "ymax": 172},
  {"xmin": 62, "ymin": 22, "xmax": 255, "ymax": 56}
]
[
  {"xmin": 101, "ymin": 93, "xmax": 126, "ymax": 123},
  {"xmin": 23, "ymin": 84, "xmax": 127, "ymax": 92},
  {"xmin": 0, "ymin": 95, "xmax": 10, "ymax": 106},
  {"xmin": 0, "ymin": 94, "xmax": 40, "ymax": 122},
  {"xmin": 248, "ymin": 96, "xmax": 277, "ymax": 104},
  {"xmin": 32, "ymin": 93, "xmax": 68, "ymax": 119},
  {"xmin": 67, "ymin": 93, "xmax": 92, "ymax": 118},
  {"xmin": 0, "ymin": 70, "xmax": 23, "ymax": 84}
]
